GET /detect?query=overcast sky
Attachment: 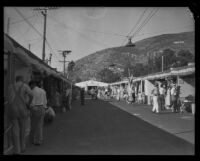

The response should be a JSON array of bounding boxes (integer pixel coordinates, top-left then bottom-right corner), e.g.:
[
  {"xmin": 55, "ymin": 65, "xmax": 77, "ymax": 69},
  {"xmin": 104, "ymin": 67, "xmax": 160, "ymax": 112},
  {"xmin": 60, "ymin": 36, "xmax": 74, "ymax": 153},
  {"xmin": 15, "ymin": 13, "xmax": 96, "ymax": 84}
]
[{"xmin": 4, "ymin": 7, "xmax": 194, "ymax": 72}]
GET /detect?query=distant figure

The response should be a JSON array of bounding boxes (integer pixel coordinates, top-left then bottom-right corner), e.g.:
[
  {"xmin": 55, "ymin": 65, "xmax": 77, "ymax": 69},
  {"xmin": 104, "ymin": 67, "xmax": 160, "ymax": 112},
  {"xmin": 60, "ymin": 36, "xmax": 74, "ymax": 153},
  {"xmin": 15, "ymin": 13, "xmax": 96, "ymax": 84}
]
[
  {"xmin": 151, "ymin": 83, "xmax": 160, "ymax": 113},
  {"xmin": 80, "ymin": 88, "xmax": 85, "ymax": 105},
  {"xmin": 90, "ymin": 88, "xmax": 95, "ymax": 100},
  {"xmin": 171, "ymin": 83, "xmax": 178, "ymax": 113},
  {"xmin": 131, "ymin": 86, "xmax": 135, "ymax": 103},
  {"xmin": 165, "ymin": 85, "xmax": 171, "ymax": 109},
  {"xmin": 116, "ymin": 87, "xmax": 120, "ymax": 101},
  {"xmin": 159, "ymin": 84, "xmax": 166, "ymax": 111}
]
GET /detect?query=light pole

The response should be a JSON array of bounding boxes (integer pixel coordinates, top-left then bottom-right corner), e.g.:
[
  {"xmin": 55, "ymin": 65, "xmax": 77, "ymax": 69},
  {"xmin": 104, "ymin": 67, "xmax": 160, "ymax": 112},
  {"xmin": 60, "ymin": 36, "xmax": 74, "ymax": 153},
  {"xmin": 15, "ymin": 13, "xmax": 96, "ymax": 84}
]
[
  {"xmin": 159, "ymin": 50, "xmax": 164, "ymax": 72},
  {"xmin": 41, "ymin": 9, "xmax": 47, "ymax": 61},
  {"xmin": 58, "ymin": 50, "xmax": 71, "ymax": 77}
]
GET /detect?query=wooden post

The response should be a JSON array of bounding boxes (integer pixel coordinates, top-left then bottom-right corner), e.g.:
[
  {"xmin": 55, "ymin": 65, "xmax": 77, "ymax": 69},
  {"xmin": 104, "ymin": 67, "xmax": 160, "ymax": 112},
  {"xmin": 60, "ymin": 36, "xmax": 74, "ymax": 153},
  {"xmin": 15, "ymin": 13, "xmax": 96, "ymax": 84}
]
[{"xmin": 42, "ymin": 9, "xmax": 47, "ymax": 61}]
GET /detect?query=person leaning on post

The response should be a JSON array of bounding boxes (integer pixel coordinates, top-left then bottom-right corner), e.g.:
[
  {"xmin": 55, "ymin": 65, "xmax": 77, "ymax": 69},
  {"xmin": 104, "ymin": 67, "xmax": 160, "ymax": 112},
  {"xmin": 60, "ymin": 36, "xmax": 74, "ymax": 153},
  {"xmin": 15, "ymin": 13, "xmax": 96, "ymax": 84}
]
[{"xmin": 7, "ymin": 75, "xmax": 33, "ymax": 155}]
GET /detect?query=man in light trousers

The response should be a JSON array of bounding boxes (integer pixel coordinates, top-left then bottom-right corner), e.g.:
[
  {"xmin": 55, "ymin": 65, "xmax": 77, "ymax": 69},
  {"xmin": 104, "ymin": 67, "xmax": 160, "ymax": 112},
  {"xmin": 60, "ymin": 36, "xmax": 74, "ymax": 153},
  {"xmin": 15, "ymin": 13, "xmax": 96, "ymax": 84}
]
[
  {"xmin": 29, "ymin": 81, "xmax": 47, "ymax": 145},
  {"xmin": 152, "ymin": 83, "xmax": 160, "ymax": 113}
]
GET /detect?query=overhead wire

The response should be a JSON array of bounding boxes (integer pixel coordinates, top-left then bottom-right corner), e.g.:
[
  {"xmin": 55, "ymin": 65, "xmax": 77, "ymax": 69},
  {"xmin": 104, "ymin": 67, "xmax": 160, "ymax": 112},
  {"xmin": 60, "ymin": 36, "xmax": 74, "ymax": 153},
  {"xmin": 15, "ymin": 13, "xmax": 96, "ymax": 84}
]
[
  {"xmin": 10, "ymin": 15, "xmax": 36, "ymax": 25},
  {"xmin": 132, "ymin": 8, "xmax": 159, "ymax": 38},
  {"xmin": 48, "ymin": 15, "xmax": 110, "ymax": 48},
  {"xmin": 127, "ymin": 8, "xmax": 148, "ymax": 38},
  {"xmin": 13, "ymin": 7, "xmax": 54, "ymax": 54},
  {"xmin": 121, "ymin": 8, "xmax": 150, "ymax": 46}
]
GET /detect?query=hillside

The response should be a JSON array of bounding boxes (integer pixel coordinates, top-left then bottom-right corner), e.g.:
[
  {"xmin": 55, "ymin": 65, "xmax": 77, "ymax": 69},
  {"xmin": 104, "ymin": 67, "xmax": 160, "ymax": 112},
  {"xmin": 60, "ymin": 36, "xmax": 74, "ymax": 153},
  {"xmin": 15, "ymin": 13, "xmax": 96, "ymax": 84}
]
[{"xmin": 72, "ymin": 31, "xmax": 194, "ymax": 81}]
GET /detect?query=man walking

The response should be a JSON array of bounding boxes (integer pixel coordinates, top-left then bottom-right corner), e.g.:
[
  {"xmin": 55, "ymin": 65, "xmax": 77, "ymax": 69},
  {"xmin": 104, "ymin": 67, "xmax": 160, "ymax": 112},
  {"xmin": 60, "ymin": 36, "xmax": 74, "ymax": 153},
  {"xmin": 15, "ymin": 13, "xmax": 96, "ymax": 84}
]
[
  {"xmin": 7, "ymin": 75, "xmax": 33, "ymax": 154},
  {"xmin": 29, "ymin": 81, "xmax": 47, "ymax": 145},
  {"xmin": 151, "ymin": 83, "xmax": 160, "ymax": 113}
]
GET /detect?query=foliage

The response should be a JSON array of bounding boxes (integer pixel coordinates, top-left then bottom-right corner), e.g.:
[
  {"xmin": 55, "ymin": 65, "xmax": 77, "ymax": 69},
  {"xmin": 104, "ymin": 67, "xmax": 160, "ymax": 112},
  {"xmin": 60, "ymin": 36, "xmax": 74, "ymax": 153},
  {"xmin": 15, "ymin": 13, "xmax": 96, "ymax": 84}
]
[
  {"xmin": 67, "ymin": 61, "xmax": 75, "ymax": 72},
  {"xmin": 97, "ymin": 68, "xmax": 121, "ymax": 83}
]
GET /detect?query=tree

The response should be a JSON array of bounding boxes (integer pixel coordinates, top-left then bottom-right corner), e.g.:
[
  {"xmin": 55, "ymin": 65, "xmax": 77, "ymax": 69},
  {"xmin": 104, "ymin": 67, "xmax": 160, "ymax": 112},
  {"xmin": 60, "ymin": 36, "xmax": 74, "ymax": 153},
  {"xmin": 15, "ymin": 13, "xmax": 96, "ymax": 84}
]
[
  {"xmin": 97, "ymin": 68, "xmax": 121, "ymax": 83},
  {"xmin": 66, "ymin": 61, "xmax": 75, "ymax": 79},
  {"xmin": 75, "ymin": 77, "xmax": 82, "ymax": 83},
  {"xmin": 162, "ymin": 48, "xmax": 177, "ymax": 70},
  {"xmin": 67, "ymin": 61, "xmax": 75, "ymax": 72}
]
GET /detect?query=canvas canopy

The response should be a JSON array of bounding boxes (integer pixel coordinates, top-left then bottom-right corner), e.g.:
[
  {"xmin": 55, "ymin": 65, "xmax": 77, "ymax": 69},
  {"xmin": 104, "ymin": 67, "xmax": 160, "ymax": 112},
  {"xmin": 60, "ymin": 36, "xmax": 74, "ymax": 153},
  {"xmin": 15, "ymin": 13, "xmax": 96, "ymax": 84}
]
[
  {"xmin": 109, "ymin": 80, "xmax": 129, "ymax": 86},
  {"xmin": 4, "ymin": 33, "xmax": 70, "ymax": 83},
  {"xmin": 75, "ymin": 80, "xmax": 108, "ymax": 88}
]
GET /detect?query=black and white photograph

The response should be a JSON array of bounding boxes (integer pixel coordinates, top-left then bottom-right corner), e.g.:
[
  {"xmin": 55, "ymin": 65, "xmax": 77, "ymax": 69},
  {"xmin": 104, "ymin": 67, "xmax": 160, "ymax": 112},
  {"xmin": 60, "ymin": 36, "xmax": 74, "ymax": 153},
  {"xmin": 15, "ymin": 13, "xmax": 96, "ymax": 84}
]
[{"xmin": 3, "ymin": 6, "xmax": 195, "ymax": 155}]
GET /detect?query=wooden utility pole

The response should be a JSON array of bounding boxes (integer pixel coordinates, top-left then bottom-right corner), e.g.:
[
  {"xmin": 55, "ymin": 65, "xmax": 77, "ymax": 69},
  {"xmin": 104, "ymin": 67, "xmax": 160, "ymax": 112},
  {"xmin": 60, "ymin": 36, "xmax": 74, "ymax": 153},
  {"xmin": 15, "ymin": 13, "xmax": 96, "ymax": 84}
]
[
  {"xmin": 58, "ymin": 50, "xmax": 71, "ymax": 77},
  {"xmin": 33, "ymin": 7, "xmax": 58, "ymax": 61},
  {"xmin": 28, "ymin": 44, "xmax": 31, "ymax": 51},
  {"xmin": 41, "ymin": 9, "xmax": 47, "ymax": 61},
  {"xmin": 161, "ymin": 55, "xmax": 164, "ymax": 72}
]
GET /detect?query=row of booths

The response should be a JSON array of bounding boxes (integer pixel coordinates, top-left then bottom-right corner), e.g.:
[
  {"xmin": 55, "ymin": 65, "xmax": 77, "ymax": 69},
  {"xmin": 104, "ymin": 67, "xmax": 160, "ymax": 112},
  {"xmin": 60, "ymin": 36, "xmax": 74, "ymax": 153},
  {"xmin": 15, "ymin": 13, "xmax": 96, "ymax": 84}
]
[
  {"xmin": 4, "ymin": 33, "xmax": 73, "ymax": 154},
  {"xmin": 109, "ymin": 63, "xmax": 195, "ymax": 105}
]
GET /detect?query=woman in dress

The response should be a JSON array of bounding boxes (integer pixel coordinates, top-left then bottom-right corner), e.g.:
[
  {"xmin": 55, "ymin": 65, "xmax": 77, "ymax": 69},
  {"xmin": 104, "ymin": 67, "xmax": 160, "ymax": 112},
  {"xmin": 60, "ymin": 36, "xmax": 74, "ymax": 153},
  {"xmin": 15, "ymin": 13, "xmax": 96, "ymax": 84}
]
[{"xmin": 165, "ymin": 85, "xmax": 171, "ymax": 109}]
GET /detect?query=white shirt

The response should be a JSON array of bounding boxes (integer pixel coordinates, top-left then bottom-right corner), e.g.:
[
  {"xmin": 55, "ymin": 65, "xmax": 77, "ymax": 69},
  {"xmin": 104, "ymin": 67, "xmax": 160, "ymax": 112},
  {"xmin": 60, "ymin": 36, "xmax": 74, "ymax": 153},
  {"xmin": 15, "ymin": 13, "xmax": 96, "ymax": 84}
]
[
  {"xmin": 159, "ymin": 87, "xmax": 165, "ymax": 95},
  {"xmin": 170, "ymin": 87, "xmax": 176, "ymax": 95},
  {"xmin": 31, "ymin": 86, "xmax": 47, "ymax": 108}
]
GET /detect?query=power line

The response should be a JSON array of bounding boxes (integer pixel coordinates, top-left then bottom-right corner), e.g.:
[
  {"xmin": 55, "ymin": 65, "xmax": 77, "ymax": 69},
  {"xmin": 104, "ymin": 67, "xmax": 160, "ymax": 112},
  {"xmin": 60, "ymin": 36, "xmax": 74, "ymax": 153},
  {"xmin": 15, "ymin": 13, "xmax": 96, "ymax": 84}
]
[
  {"xmin": 24, "ymin": 15, "xmax": 38, "ymax": 36},
  {"xmin": 13, "ymin": 7, "xmax": 54, "ymax": 53},
  {"xmin": 127, "ymin": 8, "xmax": 148, "ymax": 38},
  {"xmin": 121, "ymin": 8, "xmax": 159, "ymax": 46},
  {"xmin": 132, "ymin": 8, "xmax": 159, "ymax": 37},
  {"xmin": 121, "ymin": 8, "xmax": 150, "ymax": 46},
  {"xmin": 48, "ymin": 15, "xmax": 110, "ymax": 48},
  {"xmin": 10, "ymin": 15, "xmax": 36, "ymax": 25}
]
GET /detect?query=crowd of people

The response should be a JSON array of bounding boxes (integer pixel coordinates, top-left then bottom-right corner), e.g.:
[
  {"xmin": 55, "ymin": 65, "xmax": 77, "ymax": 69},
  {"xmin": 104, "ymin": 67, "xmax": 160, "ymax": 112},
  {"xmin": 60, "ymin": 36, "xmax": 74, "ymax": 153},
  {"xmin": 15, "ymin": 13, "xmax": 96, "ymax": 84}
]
[
  {"xmin": 151, "ymin": 81, "xmax": 181, "ymax": 114},
  {"xmin": 90, "ymin": 80, "xmax": 183, "ymax": 114},
  {"xmin": 6, "ymin": 75, "xmax": 72, "ymax": 155}
]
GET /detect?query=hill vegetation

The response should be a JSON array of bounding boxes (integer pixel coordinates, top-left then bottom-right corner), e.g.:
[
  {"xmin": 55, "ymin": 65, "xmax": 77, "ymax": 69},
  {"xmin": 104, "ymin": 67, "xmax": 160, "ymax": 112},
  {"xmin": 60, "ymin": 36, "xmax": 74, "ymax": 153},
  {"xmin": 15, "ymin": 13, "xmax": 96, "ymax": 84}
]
[{"xmin": 69, "ymin": 31, "xmax": 194, "ymax": 83}]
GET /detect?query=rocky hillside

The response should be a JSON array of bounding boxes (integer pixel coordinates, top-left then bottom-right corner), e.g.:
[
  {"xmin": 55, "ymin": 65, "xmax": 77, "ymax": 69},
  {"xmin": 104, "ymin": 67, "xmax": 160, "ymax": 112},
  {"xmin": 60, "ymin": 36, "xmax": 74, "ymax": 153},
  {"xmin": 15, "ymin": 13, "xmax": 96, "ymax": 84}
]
[{"xmin": 72, "ymin": 31, "xmax": 194, "ymax": 81}]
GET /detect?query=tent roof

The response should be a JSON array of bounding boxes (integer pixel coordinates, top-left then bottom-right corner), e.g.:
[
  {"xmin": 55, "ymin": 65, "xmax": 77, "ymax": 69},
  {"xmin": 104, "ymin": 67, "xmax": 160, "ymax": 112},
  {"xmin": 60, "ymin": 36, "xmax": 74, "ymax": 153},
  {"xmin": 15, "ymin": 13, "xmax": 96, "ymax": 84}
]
[{"xmin": 75, "ymin": 80, "xmax": 108, "ymax": 87}]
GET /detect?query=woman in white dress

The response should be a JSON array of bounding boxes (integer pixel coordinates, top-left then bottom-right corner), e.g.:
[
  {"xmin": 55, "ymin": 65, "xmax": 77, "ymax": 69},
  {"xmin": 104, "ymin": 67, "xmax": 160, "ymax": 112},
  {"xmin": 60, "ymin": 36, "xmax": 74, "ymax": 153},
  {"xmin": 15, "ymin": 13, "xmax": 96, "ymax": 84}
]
[
  {"xmin": 165, "ymin": 86, "xmax": 171, "ymax": 109},
  {"xmin": 116, "ymin": 86, "xmax": 120, "ymax": 101}
]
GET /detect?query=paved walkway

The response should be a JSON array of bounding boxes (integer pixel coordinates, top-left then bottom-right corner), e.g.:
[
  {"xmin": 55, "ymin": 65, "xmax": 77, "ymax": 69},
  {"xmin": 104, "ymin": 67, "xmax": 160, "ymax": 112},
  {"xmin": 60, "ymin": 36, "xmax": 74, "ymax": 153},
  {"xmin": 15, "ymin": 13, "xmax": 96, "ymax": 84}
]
[
  {"xmin": 108, "ymin": 99, "xmax": 195, "ymax": 144},
  {"xmin": 23, "ymin": 99, "xmax": 194, "ymax": 155}
]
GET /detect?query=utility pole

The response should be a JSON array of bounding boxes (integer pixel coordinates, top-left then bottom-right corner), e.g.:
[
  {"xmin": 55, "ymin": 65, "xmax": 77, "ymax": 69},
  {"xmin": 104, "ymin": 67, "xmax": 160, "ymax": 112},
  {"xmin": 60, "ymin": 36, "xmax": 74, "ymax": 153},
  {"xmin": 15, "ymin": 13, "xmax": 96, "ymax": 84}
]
[
  {"xmin": 28, "ymin": 44, "xmax": 31, "ymax": 51},
  {"xmin": 7, "ymin": 17, "xmax": 10, "ymax": 35},
  {"xmin": 33, "ymin": 7, "xmax": 58, "ymax": 61},
  {"xmin": 58, "ymin": 50, "xmax": 71, "ymax": 77},
  {"xmin": 161, "ymin": 55, "xmax": 164, "ymax": 72},
  {"xmin": 45, "ymin": 53, "xmax": 52, "ymax": 66},
  {"xmin": 41, "ymin": 9, "xmax": 47, "ymax": 61}
]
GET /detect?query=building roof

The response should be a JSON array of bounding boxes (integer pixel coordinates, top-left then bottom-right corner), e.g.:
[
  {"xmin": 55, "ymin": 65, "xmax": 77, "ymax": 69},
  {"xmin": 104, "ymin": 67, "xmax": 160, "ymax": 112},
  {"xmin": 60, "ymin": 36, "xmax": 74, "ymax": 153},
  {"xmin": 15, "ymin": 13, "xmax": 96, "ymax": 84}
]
[{"xmin": 4, "ymin": 33, "xmax": 71, "ymax": 84}]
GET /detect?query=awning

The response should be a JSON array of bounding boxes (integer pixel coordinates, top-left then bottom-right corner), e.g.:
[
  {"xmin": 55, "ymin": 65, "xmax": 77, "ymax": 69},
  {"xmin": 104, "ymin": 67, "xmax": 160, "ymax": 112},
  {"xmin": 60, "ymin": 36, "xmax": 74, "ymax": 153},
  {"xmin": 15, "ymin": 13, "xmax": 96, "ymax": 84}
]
[{"xmin": 4, "ymin": 34, "xmax": 73, "ymax": 83}]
